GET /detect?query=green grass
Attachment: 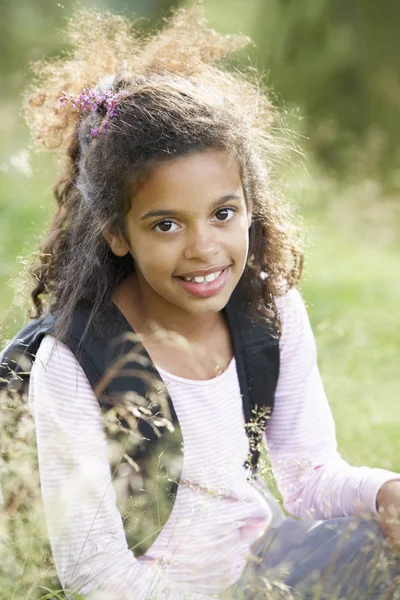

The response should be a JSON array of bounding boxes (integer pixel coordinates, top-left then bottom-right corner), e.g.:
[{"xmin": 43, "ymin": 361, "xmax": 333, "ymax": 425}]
[{"xmin": 301, "ymin": 221, "xmax": 400, "ymax": 471}]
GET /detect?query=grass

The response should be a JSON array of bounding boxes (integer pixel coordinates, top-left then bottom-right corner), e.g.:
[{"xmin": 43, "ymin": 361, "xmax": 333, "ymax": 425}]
[
  {"xmin": 1, "ymin": 150, "xmax": 399, "ymax": 598},
  {"xmin": 291, "ymin": 163, "xmax": 400, "ymax": 472},
  {"xmin": 301, "ymin": 226, "xmax": 400, "ymax": 471}
]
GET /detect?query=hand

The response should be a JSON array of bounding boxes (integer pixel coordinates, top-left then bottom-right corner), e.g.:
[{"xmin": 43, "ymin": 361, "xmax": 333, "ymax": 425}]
[{"xmin": 376, "ymin": 480, "xmax": 400, "ymax": 551}]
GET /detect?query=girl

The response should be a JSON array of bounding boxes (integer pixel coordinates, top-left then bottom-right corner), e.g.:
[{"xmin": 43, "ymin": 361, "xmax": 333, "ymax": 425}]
[{"xmin": 1, "ymin": 6, "xmax": 400, "ymax": 599}]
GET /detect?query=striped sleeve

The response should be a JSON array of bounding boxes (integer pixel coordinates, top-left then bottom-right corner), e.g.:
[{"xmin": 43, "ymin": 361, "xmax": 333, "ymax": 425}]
[
  {"xmin": 28, "ymin": 335, "xmax": 206, "ymax": 600},
  {"xmin": 266, "ymin": 288, "xmax": 400, "ymax": 519}
]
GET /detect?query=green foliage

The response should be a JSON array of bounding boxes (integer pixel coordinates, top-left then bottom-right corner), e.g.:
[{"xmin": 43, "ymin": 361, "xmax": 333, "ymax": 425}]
[{"xmin": 207, "ymin": 0, "xmax": 400, "ymax": 172}]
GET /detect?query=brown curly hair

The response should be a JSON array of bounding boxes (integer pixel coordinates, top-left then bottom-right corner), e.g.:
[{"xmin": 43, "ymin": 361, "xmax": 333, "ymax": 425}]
[{"xmin": 24, "ymin": 4, "xmax": 303, "ymax": 340}]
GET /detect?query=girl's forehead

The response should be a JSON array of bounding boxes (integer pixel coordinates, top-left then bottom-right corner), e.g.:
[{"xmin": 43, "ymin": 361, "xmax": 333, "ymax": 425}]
[{"xmin": 130, "ymin": 149, "xmax": 244, "ymax": 216}]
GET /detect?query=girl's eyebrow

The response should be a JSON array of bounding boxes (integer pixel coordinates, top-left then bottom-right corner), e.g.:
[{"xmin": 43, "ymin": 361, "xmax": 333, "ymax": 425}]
[{"xmin": 139, "ymin": 194, "xmax": 242, "ymax": 220}]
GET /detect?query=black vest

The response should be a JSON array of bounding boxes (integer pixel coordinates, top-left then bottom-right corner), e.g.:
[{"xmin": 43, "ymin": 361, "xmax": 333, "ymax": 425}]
[{"xmin": 0, "ymin": 291, "xmax": 280, "ymax": 555}]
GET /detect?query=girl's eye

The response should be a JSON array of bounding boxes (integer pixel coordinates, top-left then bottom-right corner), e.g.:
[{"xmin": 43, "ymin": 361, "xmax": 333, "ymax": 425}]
[
  {"xmin": 153, "ymin": 220, "xmax": 180, "ymax": 233},
  {"xmin": 213, "ymin": 207, "xmax": 236, "ymax": 222}
]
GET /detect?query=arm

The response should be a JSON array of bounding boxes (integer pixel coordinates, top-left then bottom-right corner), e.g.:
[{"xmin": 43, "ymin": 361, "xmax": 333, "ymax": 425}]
[
  {"xmin": 29, "ymin": 335, "xmax": 191, "ymax": 600},
  {"xmin": 265, "ymin": 289, "xmax": 400, "ymax": 520}
]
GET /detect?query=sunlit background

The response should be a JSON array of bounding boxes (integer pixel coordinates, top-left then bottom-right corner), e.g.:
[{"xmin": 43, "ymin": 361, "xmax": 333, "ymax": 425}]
[{"xmin": 1, "ymin": 0, "xmax": 399, "ymax": 471}]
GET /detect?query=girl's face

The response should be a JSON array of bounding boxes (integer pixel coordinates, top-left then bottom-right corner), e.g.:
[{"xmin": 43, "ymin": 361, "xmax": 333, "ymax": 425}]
[{"xmin": 108, "ymin": 149, "xmax": 251, "ymax": 320}]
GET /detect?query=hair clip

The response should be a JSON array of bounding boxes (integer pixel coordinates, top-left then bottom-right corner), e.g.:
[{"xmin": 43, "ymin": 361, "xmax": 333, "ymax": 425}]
[{"xmin": 59, "ymin": 88, "xmax": 123, "ymax": 137}]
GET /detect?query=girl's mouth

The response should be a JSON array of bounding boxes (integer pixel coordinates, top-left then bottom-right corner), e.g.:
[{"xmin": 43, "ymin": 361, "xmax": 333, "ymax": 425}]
[{"xmin": 174, "ymin": 267, "xmax": 230, "ymax": 298}]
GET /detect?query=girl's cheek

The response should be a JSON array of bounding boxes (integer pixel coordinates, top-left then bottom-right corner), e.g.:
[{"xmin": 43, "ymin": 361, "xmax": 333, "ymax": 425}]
[{"xmin": 144, "ymin": 247, "xmax": 177, "ymax": 272}]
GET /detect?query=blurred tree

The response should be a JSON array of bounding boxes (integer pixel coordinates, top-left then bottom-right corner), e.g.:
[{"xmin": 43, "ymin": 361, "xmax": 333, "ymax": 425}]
[
  {"xmin": 208, "ymin": 0, "xmax": 400, "ymax": 173},
  {"xmin": 0, "ymin": 0, "xmax": 180, "ymax": 97},
  {"xmin": 0, "ymin": 0, "xmax": 399, "ymax": 173}
]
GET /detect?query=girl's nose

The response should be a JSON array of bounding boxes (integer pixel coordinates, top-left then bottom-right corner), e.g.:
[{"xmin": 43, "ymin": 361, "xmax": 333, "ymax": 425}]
[{"xmin": 183, "ymin": 226, "xmax": 220, "ymax": 261}]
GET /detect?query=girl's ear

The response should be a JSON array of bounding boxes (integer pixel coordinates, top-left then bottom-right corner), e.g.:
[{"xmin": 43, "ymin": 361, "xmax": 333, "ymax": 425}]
[{"xmin": 103, "ymin": 230, "xmax": 130, "ymax": 257}]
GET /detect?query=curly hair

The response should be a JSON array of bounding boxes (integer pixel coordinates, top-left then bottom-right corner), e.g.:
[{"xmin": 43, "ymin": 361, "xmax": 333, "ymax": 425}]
[{"xmin": 24, "ymin": 4, "xmax": 303, "ymax": 341}]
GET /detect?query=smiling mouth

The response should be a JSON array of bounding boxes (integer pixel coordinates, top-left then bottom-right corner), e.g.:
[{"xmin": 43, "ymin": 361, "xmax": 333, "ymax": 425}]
[{"xmin": 174, "ymin": 267, "xmax": 230, "ymax": 297}]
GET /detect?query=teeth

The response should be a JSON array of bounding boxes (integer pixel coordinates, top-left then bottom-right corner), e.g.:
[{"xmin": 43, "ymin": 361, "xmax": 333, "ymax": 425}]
[
  {"xmin": 205, "ymin": 271, "xmax": 220, "ymax": 282},
  {"xmin": 183, "ymin": 270, "xmax": 222, "ymax": 283}
]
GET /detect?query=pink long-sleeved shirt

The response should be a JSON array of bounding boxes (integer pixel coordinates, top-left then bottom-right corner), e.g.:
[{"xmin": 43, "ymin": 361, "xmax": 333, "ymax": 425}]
[{"xmin": 28, "ymin": 289, "xmax": 399, "ymax": 599}]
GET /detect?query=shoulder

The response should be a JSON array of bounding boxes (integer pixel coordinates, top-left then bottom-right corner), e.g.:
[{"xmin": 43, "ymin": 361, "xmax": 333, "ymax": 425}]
[
  {"xmin": 275, "ymin": 287, "xmax": 309, "ymax": 329},
  {"xmin": 33, "ymin": 334, "xmax": 83, "ymax": 377},
  {"xmin": 274, "ymin": 288, "xmax": 316, "ymax": 356},
  {"xmin": 31, "ymin": 335, "xmax": 95, "ymax": 405}
]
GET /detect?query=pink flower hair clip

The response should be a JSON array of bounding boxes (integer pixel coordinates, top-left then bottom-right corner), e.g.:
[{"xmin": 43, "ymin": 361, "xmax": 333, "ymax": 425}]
[{"xmin": 59, "ymin": 88, "xmax": 124, "ymax": 137}]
